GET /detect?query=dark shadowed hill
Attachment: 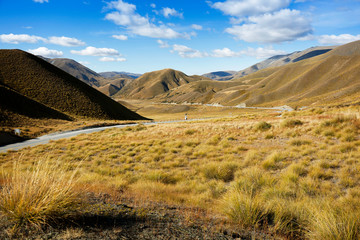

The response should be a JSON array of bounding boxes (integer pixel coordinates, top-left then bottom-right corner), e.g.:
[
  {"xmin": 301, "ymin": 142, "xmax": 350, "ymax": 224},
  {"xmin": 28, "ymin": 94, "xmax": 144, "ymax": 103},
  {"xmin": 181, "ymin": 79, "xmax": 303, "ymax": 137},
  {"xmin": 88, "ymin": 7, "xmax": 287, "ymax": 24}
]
[
  {"xmin": 0, "ymin": 84, "xmax": 72, "ymax": 126},
  {"xmin": 0, "ymin": 49, "xmax": 146, "ymax": 120},
  {"xmin": 202, "ymin": 71, "xmax": 237, "ymax": 81},
  {"xmin": 116, "ymin": 68, "xmax": 210, "ymax": 99}
]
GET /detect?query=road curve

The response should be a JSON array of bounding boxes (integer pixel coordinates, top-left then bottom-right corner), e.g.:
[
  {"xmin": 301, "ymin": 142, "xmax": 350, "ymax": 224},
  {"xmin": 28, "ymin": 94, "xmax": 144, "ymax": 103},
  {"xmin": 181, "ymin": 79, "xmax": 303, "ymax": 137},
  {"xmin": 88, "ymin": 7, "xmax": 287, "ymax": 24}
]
[{"xmin": 0, "ymin": 118, "xmax": 211, "ymax": 153}]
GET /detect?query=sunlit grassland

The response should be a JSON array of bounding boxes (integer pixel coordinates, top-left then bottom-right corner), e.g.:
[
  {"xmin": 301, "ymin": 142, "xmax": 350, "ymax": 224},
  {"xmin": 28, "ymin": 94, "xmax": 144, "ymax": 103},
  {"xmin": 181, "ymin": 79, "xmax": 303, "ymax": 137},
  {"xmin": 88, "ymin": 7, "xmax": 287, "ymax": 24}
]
[{"xmin": 1, "ymin": 106, "xmax": 360, "ymax": 239}]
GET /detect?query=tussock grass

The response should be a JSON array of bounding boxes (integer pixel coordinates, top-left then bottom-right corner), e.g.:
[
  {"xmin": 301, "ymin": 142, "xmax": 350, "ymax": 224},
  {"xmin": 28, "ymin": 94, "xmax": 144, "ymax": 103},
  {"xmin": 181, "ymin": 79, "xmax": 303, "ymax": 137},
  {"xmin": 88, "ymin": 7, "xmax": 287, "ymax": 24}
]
[
  {"xmin": 254, "ymin": 121, "xmax": 272, "ymax": 131},
  {"xmin": 281, "ymin": 119, "xmax": 303, "ymax": 128},
  {"xmin": 202, "ymin": 162, "xmax": 237, "ymax": 182},
  {"xmin": 306, "ymin": 203, "xmax": 360, "ymax": 240},
  {"xmin": 0, "ymin": 158, "xmax": 81, "ymax": 229},
  {"xmin": 1, "ymin": 107, "xmax": 360, "ymax": 238}
]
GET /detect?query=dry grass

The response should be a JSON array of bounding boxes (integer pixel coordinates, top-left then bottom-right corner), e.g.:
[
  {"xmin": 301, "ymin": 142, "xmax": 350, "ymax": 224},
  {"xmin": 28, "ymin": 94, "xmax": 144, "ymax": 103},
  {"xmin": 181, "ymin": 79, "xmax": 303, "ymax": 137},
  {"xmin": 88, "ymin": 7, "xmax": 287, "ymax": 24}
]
[
  {"xmin": 0, "ymin": 158, "xmax": 81, "ymax": 229},
  {"xmin": 1, "ymin": 107, "xmax": 360, "ymax": 239}
]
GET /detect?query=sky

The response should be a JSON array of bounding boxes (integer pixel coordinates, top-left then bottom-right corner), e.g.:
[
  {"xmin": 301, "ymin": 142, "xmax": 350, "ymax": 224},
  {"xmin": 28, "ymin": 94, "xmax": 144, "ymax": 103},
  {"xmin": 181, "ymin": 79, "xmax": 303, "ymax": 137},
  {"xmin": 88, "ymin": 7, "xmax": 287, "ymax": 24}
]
[{"xmin": 1, "ymin": 0, "xmax": 360, "ymax": 75}]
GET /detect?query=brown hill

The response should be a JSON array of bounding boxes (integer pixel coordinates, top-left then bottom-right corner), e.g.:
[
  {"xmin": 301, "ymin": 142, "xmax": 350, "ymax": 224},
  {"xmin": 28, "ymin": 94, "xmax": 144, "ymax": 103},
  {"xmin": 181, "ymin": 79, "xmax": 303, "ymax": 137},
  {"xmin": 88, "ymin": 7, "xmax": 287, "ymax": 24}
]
[
  {"xmin": 223, "ymin": 40, "xmax": 360, "ymax": 107},
  {"xmin": 116, "ymin": 69, "xmax": 210, "ymax": 99},
  {"xmin": 97, "ymin": 78, "xmax": 133, "ymax": 96},
  {"xmin": 147, "ymin": 41, "xmax": 360, "ymax": 107},
  {"xmin": 0, "ymin": 49, "xmax": 146, "ymax": 120},
  {"xmin": 155, "ymin": 80, "xmax": 241, "ymax": 104},
  {"xmin": 232, "ymin": 46, "xmax": 336, "ymax": 79}
]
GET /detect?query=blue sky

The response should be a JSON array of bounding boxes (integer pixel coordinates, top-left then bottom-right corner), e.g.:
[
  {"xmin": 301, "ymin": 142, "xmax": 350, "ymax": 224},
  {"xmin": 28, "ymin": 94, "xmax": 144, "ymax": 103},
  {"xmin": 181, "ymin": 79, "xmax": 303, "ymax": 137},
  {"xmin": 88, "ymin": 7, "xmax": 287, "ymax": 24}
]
[{"xmin": 1, "ymin": 0, "xmax": 360, "ymax": 75}]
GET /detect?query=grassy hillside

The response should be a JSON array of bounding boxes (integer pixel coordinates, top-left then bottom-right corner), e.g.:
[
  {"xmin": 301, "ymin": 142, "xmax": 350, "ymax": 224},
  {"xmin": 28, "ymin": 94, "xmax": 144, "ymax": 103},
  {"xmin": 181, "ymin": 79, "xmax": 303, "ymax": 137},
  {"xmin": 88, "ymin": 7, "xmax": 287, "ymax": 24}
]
[
  {"xmin": 232, "ymin": 46, "xmax": 335, "ymax": 79},
  {"xmin": 2, "ymin": 107, "xmax": 360, "ymax": 239},
  {"xmin": 229, "ymin": 41, "xmax": 360, "ymax": 107},
  {"xmin": 117, "ymin": 68, "xmax": 210, "ymax": 99},
  {"xmin": 0, "ymin": 49, "xmax": 146, "ymax": 120},
  {"xmin": 97, "ymin": 78, "xmax": 132, "ymax": 96},
  {"xmin": 150, "ymin": 41, "xmax": 360, "ymax": 107},
  {"xmin": 156, "ymin": 80, "xmax": 241, "ymax": 104}
]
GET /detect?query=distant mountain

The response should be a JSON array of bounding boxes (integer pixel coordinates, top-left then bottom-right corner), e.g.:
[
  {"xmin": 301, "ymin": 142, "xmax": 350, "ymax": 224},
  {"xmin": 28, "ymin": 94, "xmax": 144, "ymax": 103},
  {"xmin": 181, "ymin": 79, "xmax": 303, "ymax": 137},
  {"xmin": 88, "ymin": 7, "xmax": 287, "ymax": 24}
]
[
  {"xmin": 131, "ymin": 41, "xmax": 360, "ymax": 107},
  {"xmin": 0, "ymin": 49, "xmax": 147, "ymax": 120},
  {"xmin": 220, "ymin": 41, "xmax": 360, "ymax": 106},
  {"xmin": 202, "ymin": 71, "xmax": 237, "ymax": 81},
  {"xmin": 116, "ymin": 68, "xmax": 210, "ymax": 99},
  {"xmin": 99, "ymin": 71, "xmax": 141, "ymax": 79},
  {"xmin": 42, "ymin": 57, "xmax": 104, "ymax": 87},
  {"xmin": 232, "ymin": 46, "xmax": 336, "ymax": 79}
]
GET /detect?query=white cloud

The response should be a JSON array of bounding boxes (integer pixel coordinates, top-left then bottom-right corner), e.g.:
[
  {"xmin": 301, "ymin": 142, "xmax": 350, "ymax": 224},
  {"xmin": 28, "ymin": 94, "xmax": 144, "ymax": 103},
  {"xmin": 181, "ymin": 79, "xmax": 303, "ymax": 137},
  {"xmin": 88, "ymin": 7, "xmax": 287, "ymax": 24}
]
[
  {"xmin": 318, "ymin": 34, "xmax": 360, "ymax": 45},
  {"xmin": 212, "ymin": 48, "xmax": 242, "ymax": 57},
  {"xmin": 112, "ymin": 34, "xmax": 128, "ymax": 40},
  {"xmin": 211, "ymin": 46, "xmax": 285, "ymax": 58},
  {"xmin": 225, "ymin": 9, "xmax": 312, "ymax": 43},
  {"xmin": 150, "ymin": 3, "xmax": 156, "ymax": 8},
  {"xmin": 79, "ymin": 61, "xmax": 90, "ymax": 65},
  {"xmin": 33, "ymin": 0, "xmax": 48, "ymax": 3},
  {"xmin": 241, "ymin": 46, "xmax": 286, "ymax": 59},
  {"xmin": 210, "ymin": 0, "xmax": 291, "ymax": 17},
  {"xmin": 191, "ymin": 24, "xmax": 203, "ymax": 30},
  {"xmin": 157, "ymin": 39, "xmax": 170, "ymax": 48},
  {"xmin": 0, "ymin": 33, "xmax": 45, "ymax": 44},
  {"xmin": 99, "ymin": 57, "xmax": 126, "ymax": 62},
  {"xmin": 104, "ymin": 0, "xmax": 186, "ymax": 39},
  {"xmin": 172, "ymin": 44, "xmax": 208, "ymax": 58},
  {"xmin": 0, "ymin": 33, "xmax": 87, "ymax": 47},
  {"xmin": 27, "ymin": 47, "xmax": 63, "ymax": 58},
  {"xmin": 71, "ymin": 46, "xmax": 121, "ymax": 56},
  {"xmin": 161, "ymin": 7, "xmax": 183, "ymax": 18},
  {"xmin": 47, "ymin": 36, "xmax": 85, "ymax": 46}
]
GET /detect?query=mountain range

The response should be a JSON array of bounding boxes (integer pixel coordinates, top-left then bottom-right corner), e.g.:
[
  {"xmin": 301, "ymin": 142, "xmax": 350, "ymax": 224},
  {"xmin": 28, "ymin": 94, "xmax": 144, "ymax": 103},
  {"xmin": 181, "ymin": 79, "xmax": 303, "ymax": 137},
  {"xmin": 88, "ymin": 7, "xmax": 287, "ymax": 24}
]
[{"xmin": 2, "ymin": 40, "xmax": 360, "ymax": 126}]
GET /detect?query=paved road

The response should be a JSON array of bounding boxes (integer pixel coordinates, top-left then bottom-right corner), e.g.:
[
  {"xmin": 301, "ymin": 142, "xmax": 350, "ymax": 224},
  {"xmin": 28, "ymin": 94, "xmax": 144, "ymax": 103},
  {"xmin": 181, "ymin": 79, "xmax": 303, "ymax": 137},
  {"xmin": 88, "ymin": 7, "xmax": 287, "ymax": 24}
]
[{"xmin": 0, "ymin": 118, "xmax": 211, "ymax": 153}]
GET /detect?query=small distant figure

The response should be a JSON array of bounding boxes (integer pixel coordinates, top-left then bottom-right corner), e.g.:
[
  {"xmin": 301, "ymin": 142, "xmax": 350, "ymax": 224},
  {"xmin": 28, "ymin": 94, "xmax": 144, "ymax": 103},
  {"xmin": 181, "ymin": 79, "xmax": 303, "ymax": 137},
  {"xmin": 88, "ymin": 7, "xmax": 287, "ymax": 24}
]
[
  {"xmin": 14, "ymin": 129, "xmax": 21, "ymax": 136},
  {"xmin": 185, "ymin": 113, "xmax": 188, "ymax": 121}
]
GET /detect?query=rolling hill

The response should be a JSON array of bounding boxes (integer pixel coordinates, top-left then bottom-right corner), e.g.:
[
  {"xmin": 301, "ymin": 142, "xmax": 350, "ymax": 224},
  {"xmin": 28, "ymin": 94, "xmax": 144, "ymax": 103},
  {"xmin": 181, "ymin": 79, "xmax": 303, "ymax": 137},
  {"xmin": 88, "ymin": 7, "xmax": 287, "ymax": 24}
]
[
  {"xmin": 232, "ymin": 46, "xmax": 336, "ymax": 79},
  {"xmin": 221, "ymin": 41, "xmax": 360, "ymax": 107},
  {"xmin": 116, "ymin": 68, "xmax": 210, "ymax": 99},
  {"xmin": 0, "ymin": 49, "xmax": 146, "ymax": 120},
  {"xmin": 130, "ymin": 41, "xmax": 360, "ymax": 107}
]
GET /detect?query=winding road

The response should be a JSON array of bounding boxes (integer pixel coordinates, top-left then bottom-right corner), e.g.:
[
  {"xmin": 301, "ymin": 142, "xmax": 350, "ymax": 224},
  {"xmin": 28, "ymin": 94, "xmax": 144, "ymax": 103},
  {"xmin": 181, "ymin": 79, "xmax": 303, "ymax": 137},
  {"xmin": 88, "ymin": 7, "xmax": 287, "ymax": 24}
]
[
  {"xmin": 0, "ymin": 119, "xmax": 210, "ymax": 153},
  {"xmin": 0, "ymin": 104, "xmax": 296, "ymax": 153}
]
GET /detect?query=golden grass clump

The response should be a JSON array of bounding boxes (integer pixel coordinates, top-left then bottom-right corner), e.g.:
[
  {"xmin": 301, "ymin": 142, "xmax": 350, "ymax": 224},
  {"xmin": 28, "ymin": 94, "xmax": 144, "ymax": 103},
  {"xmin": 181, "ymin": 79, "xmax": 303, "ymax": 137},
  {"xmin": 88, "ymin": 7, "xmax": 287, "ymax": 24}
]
[
  {"xmin": 0, "ymin": 158, "xmax": 81, "ymax": 229},
  {"xmin": 254, "ymin": 121, "xmax": 272, "ymax": 131},
  {"xmin": 306, "ymin": 203, "xmax": 360, "ymax": 240},
  {"xmin": 281, "ymin": 119, "xmax": 303, "ymax": 128}
]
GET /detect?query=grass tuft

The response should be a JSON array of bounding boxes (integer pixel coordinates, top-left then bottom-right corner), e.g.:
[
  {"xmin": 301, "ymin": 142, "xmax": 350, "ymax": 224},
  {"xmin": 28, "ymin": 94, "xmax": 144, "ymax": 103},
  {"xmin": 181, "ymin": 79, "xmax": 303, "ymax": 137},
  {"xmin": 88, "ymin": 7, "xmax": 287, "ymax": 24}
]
[
  {"xmin": 254, "ymin": 121, "xmax": 272, "ymax": 131},
  {"xmin": 0, "ymin": 158, "xmax": 81, "ymax": 229}
]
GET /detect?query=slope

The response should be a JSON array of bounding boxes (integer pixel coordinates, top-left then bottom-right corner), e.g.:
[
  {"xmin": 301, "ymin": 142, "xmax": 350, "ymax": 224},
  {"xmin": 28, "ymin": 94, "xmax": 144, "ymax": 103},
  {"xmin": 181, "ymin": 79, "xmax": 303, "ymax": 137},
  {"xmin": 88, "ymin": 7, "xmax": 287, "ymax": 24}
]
[
  {"xmin": 225, "ymin": 41, "xmax": 360, "ymax": 107},
  {"xmin": 0, "ymin": 49, "xmax": 146, "ymax": 120},
  {"xmin": 232, "ymin": 46, "xmax": 336, "ymax": 79},
  {"xmin": 44, "ymin": 58, "xmax": 104, "ymax": 86},
  {"xmin": 116, "ymin": 68, "xmax": 210, "ymax": 99}
]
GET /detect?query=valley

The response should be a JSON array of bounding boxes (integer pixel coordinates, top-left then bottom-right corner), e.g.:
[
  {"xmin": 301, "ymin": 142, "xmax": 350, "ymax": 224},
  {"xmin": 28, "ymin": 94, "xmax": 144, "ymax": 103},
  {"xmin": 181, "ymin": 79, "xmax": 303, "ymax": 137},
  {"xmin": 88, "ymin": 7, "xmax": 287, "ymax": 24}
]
[{"xmin": 1, "ymin": 40, "xmax": 360, "ymax": 239}]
